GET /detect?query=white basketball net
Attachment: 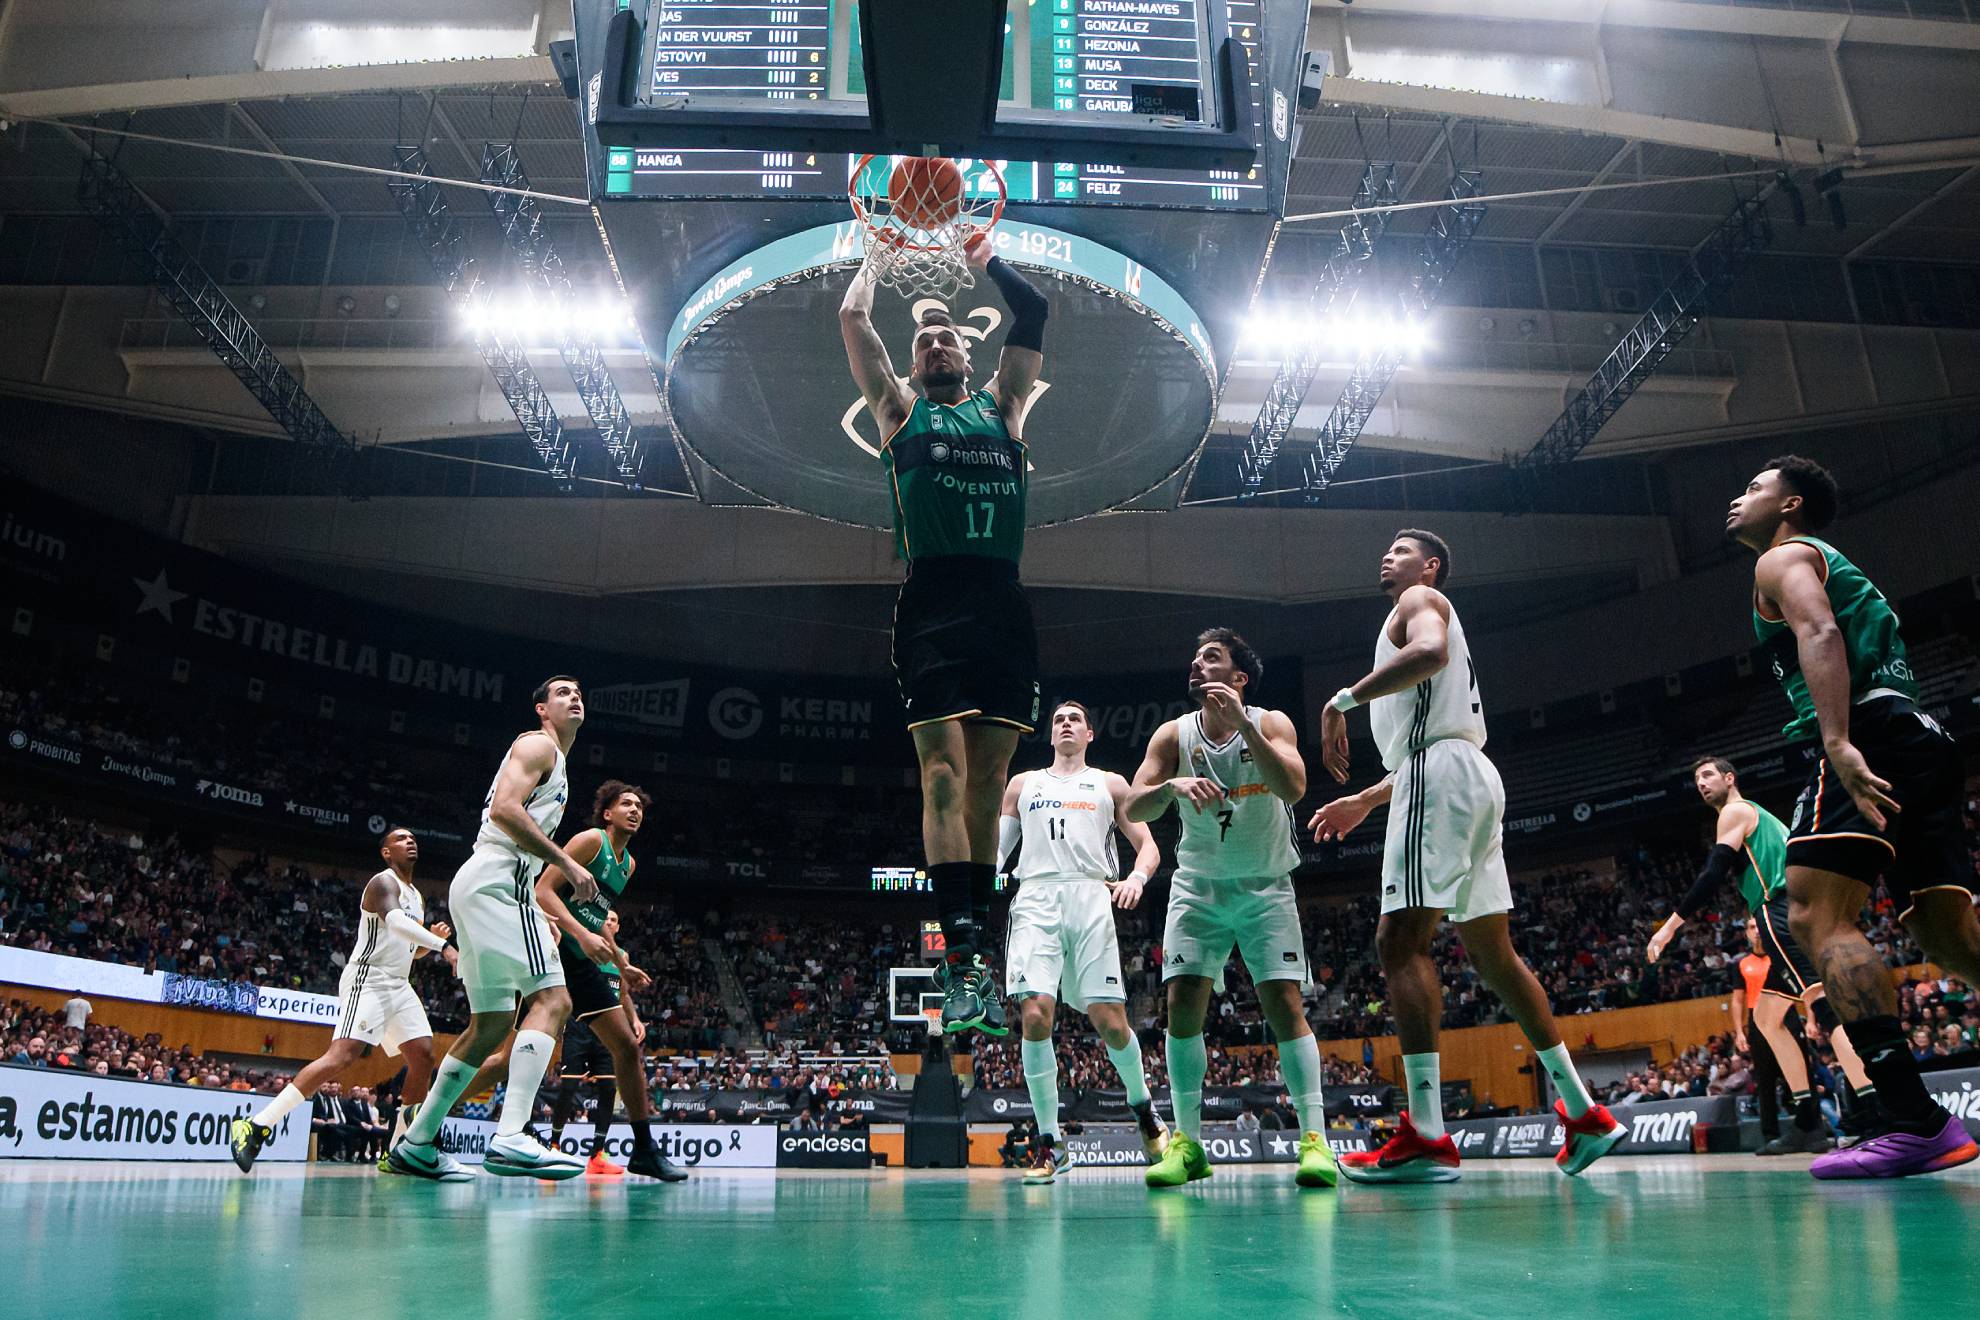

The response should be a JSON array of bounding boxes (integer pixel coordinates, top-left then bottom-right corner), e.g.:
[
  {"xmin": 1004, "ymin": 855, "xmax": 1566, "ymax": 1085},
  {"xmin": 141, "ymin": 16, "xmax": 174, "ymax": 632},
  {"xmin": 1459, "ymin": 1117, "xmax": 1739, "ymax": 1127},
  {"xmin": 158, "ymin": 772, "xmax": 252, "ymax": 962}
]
[{"xmin": 849, "ymin": 155, "xmax": 1006, "ymax": 301}]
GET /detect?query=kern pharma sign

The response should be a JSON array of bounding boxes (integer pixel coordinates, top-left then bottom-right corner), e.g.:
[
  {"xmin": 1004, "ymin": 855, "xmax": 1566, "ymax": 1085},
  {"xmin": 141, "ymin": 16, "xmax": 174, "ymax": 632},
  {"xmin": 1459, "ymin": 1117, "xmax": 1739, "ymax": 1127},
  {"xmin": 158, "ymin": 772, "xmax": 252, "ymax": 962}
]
[{"xmin": 0, "ymin": 1064, "xmax": 309, "ymax": 1161}]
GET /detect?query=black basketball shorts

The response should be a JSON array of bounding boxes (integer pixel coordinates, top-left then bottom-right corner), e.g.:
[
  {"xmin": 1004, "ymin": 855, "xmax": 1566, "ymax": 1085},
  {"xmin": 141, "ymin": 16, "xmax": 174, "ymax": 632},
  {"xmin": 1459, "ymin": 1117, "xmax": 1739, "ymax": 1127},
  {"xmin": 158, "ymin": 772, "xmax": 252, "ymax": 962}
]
[
  {"xmin": 1785, "ymin": 695, "xmax": 1969, "ymax": 914},
  {"xmin": 891, "ymin": 555, "xmax": 1040, "ymax": 733},
  {"xmin": 1754, "ymin": 890, "xmax": 1821, "ymax": 999},
  {"xmin": 557, "ymin": 1015, "xmax": 616, "ymax": 1083}
]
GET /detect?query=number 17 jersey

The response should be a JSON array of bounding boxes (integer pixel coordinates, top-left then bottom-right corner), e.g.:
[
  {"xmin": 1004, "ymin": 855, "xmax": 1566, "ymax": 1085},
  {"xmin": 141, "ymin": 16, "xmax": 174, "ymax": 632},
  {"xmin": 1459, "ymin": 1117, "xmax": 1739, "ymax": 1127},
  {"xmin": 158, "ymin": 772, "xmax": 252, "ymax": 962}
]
[{"xmin": 1174, "ymin": 710, "xmax": 1300, "ymax": 880}]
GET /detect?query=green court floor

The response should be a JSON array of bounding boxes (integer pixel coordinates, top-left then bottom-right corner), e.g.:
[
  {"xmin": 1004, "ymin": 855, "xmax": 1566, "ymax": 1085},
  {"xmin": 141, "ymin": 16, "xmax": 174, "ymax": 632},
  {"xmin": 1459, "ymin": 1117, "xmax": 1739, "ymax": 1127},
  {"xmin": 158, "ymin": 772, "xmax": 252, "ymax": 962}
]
[{"xmin": 8, "ymin": 1157, "xmax": 1977, "ymax": 1318}]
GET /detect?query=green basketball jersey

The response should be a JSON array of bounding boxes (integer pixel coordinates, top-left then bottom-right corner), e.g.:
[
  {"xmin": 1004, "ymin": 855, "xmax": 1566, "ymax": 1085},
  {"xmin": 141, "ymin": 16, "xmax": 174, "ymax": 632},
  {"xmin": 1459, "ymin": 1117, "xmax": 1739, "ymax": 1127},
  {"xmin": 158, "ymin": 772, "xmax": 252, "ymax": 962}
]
[
  {"xmin": 1753, "ymin": 536, "xmax": 1918, "ymax": 742},
  {"xmin": 880, "ymin": 389, "xmax": 1026, "ymax": 563},
  {"xmin": 1736, "ymin": 802, "xmax": 1789, "ymax": 913},
  {"xmin": 562, "ymin": 834, "xmax": 631, "ymax": 975}
]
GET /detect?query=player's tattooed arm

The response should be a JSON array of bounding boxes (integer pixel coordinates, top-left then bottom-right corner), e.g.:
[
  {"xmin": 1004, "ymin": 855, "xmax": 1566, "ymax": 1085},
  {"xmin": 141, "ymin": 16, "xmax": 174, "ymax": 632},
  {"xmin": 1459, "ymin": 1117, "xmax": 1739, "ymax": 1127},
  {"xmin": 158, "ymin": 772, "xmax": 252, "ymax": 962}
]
[
  {"xmin": 839, "ymin": 257, "xmax": 912, "ymax": 433},
  {"xmin": 359, "ymin": 871, "xmax": 398, "ymax": 917},
  {"xmin": 1757, "ymin": 542, "xmax": 1899, "ymax": 829},
  {"xmin": 536, "ymin": 829, "xmax": 613, "ymax": 964}
]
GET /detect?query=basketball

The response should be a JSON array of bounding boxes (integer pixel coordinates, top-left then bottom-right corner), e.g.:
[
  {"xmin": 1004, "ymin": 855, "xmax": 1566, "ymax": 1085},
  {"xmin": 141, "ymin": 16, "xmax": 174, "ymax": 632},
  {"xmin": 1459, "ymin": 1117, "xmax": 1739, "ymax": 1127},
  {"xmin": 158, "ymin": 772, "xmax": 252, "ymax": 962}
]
[{"xmin": 888, "ymin": 156, "xmax": 965, "ymax": 229}]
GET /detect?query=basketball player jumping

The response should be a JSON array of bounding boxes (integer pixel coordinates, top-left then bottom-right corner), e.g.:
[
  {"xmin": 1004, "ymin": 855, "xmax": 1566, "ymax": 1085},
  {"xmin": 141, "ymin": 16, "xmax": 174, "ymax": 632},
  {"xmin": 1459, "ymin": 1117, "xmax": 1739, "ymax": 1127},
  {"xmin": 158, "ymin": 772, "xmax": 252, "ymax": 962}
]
[
  {"xmin": 999, "ymin": 700, "xmax": 1171, "ymax": 1183},
  {"xmin": 1308, "ymin": 531, "xmax": 1626, "ymax": 1182},
  {"xmin": 531, "ymin": 780, "xmax": 687, "ymax": 1181},
  {"xmin": 1122, "ymin": 629, "xmax": 1339, "ymax": 1191},
  {"xmin": 385, "ymin": 675, "xmax": 601, "ymax": 1181},
  {"xmin": 1730, "ymin": 455, "xmax": 1980, "ymax": 1178},
  {"xmin": 841, "ymin": 230, "xmax": 1049, "ymax": 1036},
  {"xmin": 230, "ymin": 826, "xmax": 455, "ymax": 1173},
  {"xmin": 1645, "ymin": 755, "xmax": 1869, "ymax": 1153}
]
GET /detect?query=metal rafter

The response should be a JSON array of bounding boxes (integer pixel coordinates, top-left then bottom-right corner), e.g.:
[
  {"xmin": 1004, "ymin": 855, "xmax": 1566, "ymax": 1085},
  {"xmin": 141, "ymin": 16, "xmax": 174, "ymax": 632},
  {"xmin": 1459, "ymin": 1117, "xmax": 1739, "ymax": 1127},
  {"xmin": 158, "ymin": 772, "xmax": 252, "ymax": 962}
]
[
  {"xmin": 1300, "ymin": 171, "xmax": 1487, "ymax": 501},
  {"xmin": 1518, "ymin": 189, "xmax": 1775, "ymax": 476},
  {"xmin": 1235, "ymin": 161, "xmax": 1399, "ymax": 498},
  {"xmin": 479, "ymin": 141, "xmax": 645, "ymax": 486},
  {"xmin": 75, "ymin": 144, "xmax": 355, "ymax": 466},
  {"xmin": 386, "ymin": 144, "xmax": 576, "ymax": 485}
]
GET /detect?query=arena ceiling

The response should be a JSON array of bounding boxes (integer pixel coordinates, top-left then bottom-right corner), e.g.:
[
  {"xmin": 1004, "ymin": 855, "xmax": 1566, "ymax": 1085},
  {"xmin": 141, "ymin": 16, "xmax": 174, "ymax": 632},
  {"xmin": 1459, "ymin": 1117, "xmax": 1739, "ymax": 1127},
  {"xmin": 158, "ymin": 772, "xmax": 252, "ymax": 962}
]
[{"xmin": 1, "ymin": 0, "xmax": 1978, "ymax": 623}]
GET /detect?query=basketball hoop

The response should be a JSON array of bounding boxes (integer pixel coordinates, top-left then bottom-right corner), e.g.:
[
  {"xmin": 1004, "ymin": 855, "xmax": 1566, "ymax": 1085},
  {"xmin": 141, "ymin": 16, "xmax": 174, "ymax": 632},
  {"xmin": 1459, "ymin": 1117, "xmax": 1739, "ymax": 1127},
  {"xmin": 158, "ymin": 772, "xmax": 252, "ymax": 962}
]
[{"xmin": 848, "ymin": 155, "xmax": 1005, "ymax": 300}]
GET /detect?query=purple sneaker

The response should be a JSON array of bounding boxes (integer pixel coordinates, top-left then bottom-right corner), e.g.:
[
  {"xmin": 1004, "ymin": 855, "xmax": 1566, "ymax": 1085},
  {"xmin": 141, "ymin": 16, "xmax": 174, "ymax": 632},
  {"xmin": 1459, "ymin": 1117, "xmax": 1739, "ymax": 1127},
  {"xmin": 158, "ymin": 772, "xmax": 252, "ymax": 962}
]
[{"xmin": 1808, "ymin": 1113, "xmax": 1978, "ymax": 1180}]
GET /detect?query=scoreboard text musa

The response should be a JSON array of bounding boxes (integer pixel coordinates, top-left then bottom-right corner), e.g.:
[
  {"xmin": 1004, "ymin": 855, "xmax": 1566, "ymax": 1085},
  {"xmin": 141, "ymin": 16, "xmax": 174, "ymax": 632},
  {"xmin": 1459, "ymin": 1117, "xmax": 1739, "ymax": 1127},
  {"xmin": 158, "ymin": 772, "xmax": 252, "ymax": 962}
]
[{"xmin": 620, "ymin": 0, "xmax": 1265, "ymax": 208}]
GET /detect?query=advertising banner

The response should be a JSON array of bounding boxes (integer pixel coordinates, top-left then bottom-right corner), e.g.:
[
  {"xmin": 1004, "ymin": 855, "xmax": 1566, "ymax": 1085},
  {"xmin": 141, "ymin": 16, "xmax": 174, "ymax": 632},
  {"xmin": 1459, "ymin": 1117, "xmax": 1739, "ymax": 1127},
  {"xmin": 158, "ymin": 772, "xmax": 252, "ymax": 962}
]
[
  {"xmin": 0, "ymin": 946, "xmax": 344, "ymax": 1029},
  {"xmin": 433, "ymin": 1116, "xmax": 778, "ymax": 1169},
  {"xmin": 963, "ymin": 1083, "xmax": 1389, "ymax": 1126},
  {"xmin": 1444, "ymin": 1094, "xmax": 1740, "ymax": 1159},
  {"xmin": 0, "ymin": 1064, "xmax": 309, "ymax": 1161},
  {"xmin": 1055, "ymin": 1123, "xmax": 1373, "ymax": 1170},
  {"xmin": 775, "ymin": 1129, "xmax": 873, "ymax": 1169}
]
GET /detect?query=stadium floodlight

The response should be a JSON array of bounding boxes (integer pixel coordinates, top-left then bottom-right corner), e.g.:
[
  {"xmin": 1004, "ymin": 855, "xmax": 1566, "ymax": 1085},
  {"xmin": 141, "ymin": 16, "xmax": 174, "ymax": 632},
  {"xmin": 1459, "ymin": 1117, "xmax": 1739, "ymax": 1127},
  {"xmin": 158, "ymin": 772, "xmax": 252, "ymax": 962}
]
[{"xmin": 1240, "ymin": 312, "xmax": 1432, "ymax": 360}]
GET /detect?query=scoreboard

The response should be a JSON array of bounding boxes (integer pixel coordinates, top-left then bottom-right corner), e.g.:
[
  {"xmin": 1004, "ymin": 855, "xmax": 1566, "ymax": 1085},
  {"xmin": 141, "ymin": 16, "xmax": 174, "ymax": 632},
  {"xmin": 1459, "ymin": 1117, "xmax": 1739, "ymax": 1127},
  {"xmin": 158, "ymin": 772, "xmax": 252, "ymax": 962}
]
[{"xmin": 610, "ymin": 0, "xmax": 1267, "ymax": 208}]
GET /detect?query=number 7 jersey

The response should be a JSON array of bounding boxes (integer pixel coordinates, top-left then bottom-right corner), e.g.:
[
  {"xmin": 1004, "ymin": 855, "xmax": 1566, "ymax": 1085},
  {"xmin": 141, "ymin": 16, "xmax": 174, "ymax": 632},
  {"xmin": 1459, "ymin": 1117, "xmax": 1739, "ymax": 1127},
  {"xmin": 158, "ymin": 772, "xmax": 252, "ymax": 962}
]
[{"xmin": 1173, "ymin": 709, "xmax": 1301, "ymax": 880}]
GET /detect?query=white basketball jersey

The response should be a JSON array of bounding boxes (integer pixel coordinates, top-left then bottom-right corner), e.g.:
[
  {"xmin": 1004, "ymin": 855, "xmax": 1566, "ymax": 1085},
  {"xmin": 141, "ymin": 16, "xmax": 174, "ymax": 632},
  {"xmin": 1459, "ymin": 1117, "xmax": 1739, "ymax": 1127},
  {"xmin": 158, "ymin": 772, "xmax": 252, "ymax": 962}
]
[
  {"xmin": 1174, "ymin": 709, "xmax": 1300, "ymax": 880},
  {"xmin": 473, "ymin": 734, "xmax": 569, "ymax": 859},
  {"xmin": 1014, "ymin": 768, "xmax": 1120, "ymax": 881},
  {"xmin": 1368, "ymin": 599, "xmax": 1488, "ymax": 774},
  {"xmin": 346, "ymin": 870, "xmax": 426, "ymax": 982}
]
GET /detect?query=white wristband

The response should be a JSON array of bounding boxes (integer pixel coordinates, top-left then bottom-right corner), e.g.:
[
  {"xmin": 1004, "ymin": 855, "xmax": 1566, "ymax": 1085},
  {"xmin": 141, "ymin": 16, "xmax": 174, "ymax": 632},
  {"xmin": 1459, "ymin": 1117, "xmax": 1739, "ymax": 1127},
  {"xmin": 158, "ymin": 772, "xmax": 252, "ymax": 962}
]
[
  {"xmin": 1125, "ymin": 871, "xmax": 1149, "ymax": 886},
  {"xmin": 1330, "ymin": 687, "xmax": 1361, "ymax": 713}
]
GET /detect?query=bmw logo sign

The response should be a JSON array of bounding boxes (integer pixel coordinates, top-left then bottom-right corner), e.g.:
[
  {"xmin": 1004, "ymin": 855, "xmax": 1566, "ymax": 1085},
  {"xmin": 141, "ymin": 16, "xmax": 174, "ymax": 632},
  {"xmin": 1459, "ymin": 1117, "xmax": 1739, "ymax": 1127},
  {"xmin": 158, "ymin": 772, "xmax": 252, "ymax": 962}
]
[
  {"xmin": 1573, "ymin": 802, "xmax": 1592, "ymax": 823},
  {"xmin": 930, "ymin": 442, "xmax": 951, "ymax": 463}
]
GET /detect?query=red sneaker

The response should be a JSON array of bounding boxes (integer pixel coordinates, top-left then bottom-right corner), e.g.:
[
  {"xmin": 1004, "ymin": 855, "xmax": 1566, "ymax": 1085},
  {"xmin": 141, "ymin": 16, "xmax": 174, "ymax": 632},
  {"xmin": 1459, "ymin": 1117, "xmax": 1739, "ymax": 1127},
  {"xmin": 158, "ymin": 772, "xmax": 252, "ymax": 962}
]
[
  {"xmin": 584, "ymin": 1153, "xmax": 625, "ymax": 1178},
  {"xmin": 1554, "ymin": 1101, "xmax": 1627, "ymax": 1176},
  {"xmin": 1338, "ymin": 1113, "xmax": 1461, "ymax": 1184}
]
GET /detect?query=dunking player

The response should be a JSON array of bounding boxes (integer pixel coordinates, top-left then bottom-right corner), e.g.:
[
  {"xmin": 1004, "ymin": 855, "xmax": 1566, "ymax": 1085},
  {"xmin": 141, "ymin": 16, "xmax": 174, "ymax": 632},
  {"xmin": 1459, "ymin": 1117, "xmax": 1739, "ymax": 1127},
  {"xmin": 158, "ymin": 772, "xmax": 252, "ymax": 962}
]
[
  {"xmin": 841, "ymin": 228, "xmax": 1048, "ymax": 1035},
  {"xmin": 1308, "ymin": 531, "xmax": 1626, "ymax": 1182},
  {"xmin": 230, "ymin": 827, "xmax": 455, "ymax": 1173},
  {"xmin": 531, "ymin": 781, "xmax": 686, "ymax": 1181},
  {"xmin": 998, "ymin": 700, "xmax": 1171, "ymax": 1183},
  {"xmin": 1645, "ymin": 755, "xmax": 1869, "ymax": 1153},
  {"xmin": 1121, "ymin": 629, "xmax": 1339, "ymax": 1191},
  {"xmin": 1730, "ymin": 455, "xmax": 1980, "ymax": 1178},
  {"xmin": 385, "ymin": 676, "xmax": 601, "ymax": 1181}
]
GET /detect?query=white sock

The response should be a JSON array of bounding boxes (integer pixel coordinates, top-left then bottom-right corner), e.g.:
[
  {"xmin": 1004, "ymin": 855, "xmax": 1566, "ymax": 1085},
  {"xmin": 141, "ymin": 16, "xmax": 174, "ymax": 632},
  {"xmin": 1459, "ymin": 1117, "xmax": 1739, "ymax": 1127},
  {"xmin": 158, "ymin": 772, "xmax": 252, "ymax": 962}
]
[
  {"xmin": 406, "ymin": 1055, "xmax": 475, "ymax": 1146},
  {"xmin": 252, "ymin": 1083, "xmax": 306, "ymax": 1131},
  {"xmin": 498, "ymin": 1030, "xmax": 556, "ymax": 1137},
  {"xmin": 388, "ymin": 1105, "xmax": 411, "ymax": 1147},
  {"xmin": 1166, "ymin": 1033, "xmax": 1206, "ymax": 1140},
  {"xmin": 1538, "ymin": 1043, "xmax": 1594, "ymax": 1119},
  {"xmin": 1276, "ymin": 1033, "xmax": 1328, "ymax": 1135},
  {"xmin": 1021, "ymin": 1036, "xmax": 1061, "ymax": 1140},
  {"xmin": 1105, "ymin": 1036, "xmax": 1152, "ymax": 1107},
  {"xmin": 1403, "ymin": 1052, "xmax": 1445, "ymax": 1140}
]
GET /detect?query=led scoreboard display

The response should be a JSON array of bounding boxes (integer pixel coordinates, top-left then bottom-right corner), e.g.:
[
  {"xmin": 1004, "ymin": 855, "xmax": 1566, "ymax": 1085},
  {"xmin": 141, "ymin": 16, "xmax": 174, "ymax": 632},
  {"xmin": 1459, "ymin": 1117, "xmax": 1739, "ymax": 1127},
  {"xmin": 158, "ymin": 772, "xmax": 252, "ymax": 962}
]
[{"xmin": 616, "ymin": 0, "xmax": 1265, "ymax": 208}]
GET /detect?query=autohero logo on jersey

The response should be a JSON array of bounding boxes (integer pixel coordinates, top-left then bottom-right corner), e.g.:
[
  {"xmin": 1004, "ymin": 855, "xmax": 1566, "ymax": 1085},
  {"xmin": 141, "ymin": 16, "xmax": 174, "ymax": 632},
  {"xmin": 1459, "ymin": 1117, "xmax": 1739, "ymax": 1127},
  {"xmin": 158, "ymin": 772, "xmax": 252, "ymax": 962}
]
[{"xmin": 195, "ymin": 779, "xmax": 264, "ymax": 808}]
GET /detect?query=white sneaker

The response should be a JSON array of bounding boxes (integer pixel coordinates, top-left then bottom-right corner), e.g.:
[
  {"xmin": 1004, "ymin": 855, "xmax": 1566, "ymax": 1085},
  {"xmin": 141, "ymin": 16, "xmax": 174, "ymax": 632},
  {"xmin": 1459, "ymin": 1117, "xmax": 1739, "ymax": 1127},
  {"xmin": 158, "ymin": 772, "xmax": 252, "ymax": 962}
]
[
  {"xmin": 484, "ymin": 1131, "xmax": 587, "ymax": 1181},
  {"xmin": 384, "ymin": 1139, "xmax": 476, "ymax": 1182}
]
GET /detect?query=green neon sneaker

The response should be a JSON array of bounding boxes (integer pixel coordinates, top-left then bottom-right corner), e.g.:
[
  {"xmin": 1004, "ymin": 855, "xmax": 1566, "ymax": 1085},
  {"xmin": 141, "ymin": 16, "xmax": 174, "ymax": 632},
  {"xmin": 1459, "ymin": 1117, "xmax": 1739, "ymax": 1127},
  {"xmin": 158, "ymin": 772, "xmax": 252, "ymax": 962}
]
[
  {"xmin": 1296, "ymin": 1131, "xmax": 1339, "ymax": 1188},
  {"xmin": 229, "ymin": 1118, "xmax": 269, "ymax": 1174},
  {"xmin": 1144, "ymin": 1132, "xmax": 1211, "ymax": 1189}
]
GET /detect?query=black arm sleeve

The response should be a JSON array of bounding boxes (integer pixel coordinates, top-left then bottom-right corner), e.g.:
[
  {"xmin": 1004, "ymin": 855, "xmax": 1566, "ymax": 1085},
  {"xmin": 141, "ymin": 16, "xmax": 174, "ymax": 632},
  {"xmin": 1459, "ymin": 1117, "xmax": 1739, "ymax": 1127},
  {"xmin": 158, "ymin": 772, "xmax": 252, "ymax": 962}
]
[
  {"xmin": 1674, "ymin": 843, "xmax": 1742, "ymax": 920},
  {"xmin": 984, "ymin": 256, "xmax": 1048, "ymax": 352}
]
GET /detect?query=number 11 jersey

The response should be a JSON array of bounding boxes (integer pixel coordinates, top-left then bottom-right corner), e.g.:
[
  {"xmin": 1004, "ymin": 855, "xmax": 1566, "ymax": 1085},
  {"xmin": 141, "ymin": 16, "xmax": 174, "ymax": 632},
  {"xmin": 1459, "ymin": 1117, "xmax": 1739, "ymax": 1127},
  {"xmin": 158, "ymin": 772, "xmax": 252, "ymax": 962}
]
[{"xmin": 1173, "ymin": 709, "xmax": 1301, "ymax": 880}]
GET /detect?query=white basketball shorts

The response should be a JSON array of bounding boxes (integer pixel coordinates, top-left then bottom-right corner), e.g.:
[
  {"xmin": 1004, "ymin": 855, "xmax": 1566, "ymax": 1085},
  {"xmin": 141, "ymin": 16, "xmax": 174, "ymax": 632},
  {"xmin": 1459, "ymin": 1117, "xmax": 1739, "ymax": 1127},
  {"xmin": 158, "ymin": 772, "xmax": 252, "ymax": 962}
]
[
  {"xmin": 332, "ymin": 968, "xmax": 432, "ymax": 1056},
  {"xmin": 1005, "ymin": 878, "xmax": 1128, "ymax": 1011},
  {"xmin": 450, "ymin": 844, "xmax": 566, "ymax": 1015},
  {"xmin": 1161, "ymin": 872, "xmax": 1308, "ymax": 986},
  {"xmin": 1381, "ymin": 738, "xmax": 1513, "ymax": 923}
]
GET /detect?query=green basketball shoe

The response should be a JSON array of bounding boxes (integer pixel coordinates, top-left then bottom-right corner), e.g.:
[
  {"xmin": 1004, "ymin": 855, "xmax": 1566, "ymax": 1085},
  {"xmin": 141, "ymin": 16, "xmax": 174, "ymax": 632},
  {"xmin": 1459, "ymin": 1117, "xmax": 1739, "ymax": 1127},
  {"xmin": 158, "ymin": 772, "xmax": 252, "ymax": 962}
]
[
  {"xmin": 1296, "ymin": 1131, "xmax": 1339, "ymax": 1188},
  {"xmin": 1144, "ymin": 1132, "xmax": 1211, "ymax": 1189}
]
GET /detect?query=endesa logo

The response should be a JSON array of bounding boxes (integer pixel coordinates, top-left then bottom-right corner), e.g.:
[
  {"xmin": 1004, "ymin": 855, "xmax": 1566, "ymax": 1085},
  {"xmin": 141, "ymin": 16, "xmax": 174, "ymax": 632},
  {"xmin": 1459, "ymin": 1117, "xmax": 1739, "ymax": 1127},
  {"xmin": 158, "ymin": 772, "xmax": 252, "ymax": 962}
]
[{"xmin": 780, "ymin": 1134, "xmax": 869, "ymax": 1155}]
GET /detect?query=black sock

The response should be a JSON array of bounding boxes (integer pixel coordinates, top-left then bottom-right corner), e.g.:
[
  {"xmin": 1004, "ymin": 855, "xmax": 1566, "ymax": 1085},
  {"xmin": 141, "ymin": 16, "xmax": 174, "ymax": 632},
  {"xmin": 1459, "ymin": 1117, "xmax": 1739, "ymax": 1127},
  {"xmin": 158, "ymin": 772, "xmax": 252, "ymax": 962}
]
[
  {"xmin": 631, "ymin": 1118, "xmax": 654, "ymax": 1152},
  {"xmin": 966, "ymin": 862, "xmax": 998, "ymax": 928},
  {"xmin": 1792, "ymin": 1091, "xmax": 1822, "ymax": 1132},
  {"xmin": 928, "ymin": 861, "xmax": 975, "ymax": 954},
  {"xmin": 590, "ymin": 1080, "xmax": 617, "ymax": 1156},
  {"xmin": 1845, "ymin": 1015, "xmax": 1942, "ymax": 1127}
]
